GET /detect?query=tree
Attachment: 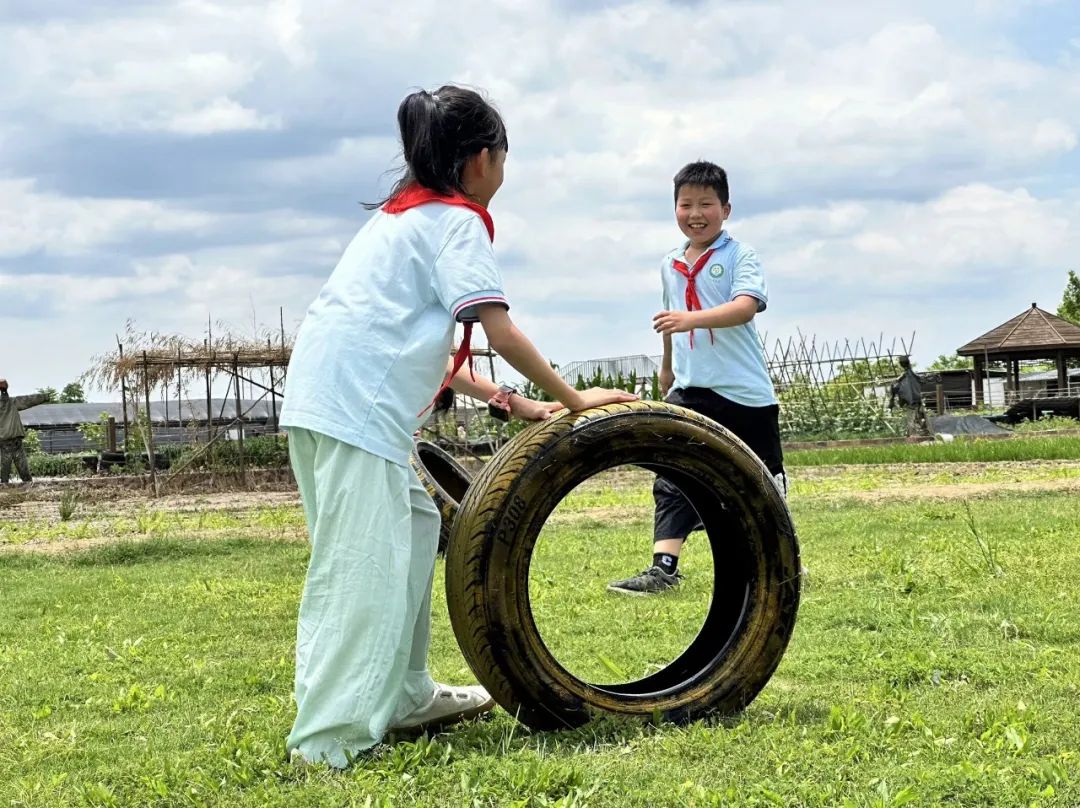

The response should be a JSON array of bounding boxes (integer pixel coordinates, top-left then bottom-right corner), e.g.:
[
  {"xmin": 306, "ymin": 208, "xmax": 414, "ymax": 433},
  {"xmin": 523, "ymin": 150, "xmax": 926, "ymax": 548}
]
[
  {"xmin": 1058, "ymin": 269, "xmax": 1080, "ymax": 325},
  {"xmin": 36, "ymin": 387, "xmax": 58, "ymax": 403},
  {"xmin": 828, "ymin": 359, "xmax": 900, "ymax": 397},
  {"xmin": 60, "ymin": 382, "xmax": 86, "ymax": 403},
  {"xmin": 928, "ymin": 354, "xmax": 973, "ymax": 371}
]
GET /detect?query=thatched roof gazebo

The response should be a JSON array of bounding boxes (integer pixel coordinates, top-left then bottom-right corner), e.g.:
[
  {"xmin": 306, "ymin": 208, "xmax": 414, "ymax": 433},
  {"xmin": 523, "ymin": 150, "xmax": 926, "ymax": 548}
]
[{"xmin": 957, "ymin": 303, "xmax": 1080, "ymax": 405}]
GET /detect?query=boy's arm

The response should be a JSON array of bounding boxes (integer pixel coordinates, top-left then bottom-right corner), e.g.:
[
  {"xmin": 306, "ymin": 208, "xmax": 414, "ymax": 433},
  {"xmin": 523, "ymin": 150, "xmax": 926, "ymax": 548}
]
[
  {"xmin": 660, "ymin": 333, "xmax": 674, "ymax": 396},
  {"xmin": 688, "ymin": 296, "xmax": 760, "ymax": 329},
  {"xmin": 653, "ymin": 295, "xmax": 759, "ymax": 335},
  {"xmin": 659, "ymin": 243, "xmax": 767, "ymax": 332}
]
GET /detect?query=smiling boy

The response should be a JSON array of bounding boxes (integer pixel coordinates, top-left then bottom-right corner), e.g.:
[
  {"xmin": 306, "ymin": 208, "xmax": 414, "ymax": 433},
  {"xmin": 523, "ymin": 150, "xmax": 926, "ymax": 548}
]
[{"xmin": 608, "ymin": 161, "xmax": 787, "ymax": 595}]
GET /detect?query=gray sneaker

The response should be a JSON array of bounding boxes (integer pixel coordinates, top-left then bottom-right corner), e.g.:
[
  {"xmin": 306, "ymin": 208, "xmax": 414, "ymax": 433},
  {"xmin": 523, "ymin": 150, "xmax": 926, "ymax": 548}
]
[{"xmin": 607, "ymin": 565, "xmax": 682, "ymax": 596}]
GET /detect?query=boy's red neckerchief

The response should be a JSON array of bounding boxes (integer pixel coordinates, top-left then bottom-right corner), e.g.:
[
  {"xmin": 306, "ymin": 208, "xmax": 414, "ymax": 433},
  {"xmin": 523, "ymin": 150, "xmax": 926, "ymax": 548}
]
[
  {"xmin": 671, "ymin": 248, "xmax": 716, "ymax": 349},
  {"xmin": 383, "ymin": 185, "xmax": 494, "ymax": 416}
]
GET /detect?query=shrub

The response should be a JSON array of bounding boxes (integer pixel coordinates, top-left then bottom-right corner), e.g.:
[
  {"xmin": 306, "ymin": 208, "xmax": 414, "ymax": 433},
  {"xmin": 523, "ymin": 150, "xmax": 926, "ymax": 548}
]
[
  {"xmin": 77, "ymin": 412, "xmax": 112, "ymax": 452},
  {"xmin": 22, "ymin": 429, "xmax": 42, "ymax": 455},
  {"xmin": 58, "ymin": 491, "xmax": 79, "ymax": 521},
  {"xmin": 172, "ymin": 434, "xmax": 289, "ymax": 471},
  {"xmin": 29, "ymin": 453, "xmax": 89, "ymax": 478}
]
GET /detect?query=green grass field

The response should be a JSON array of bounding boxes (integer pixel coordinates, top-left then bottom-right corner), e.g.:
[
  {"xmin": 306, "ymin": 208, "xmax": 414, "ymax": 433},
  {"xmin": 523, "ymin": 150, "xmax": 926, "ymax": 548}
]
[
  {"xmin": 2, "ymin": 467, "xmax": 1078, "ymax": 807},
  {"xmin": 786, "ymin": 434, "xmax": 1080, "ymax": 466}
]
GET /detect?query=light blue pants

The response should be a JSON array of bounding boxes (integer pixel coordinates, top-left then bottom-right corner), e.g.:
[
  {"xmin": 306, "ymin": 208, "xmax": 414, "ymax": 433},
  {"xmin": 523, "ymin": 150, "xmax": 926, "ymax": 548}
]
[{"xmin": 285, "ymin": 428, "xmax": 439, "ymax": 767}]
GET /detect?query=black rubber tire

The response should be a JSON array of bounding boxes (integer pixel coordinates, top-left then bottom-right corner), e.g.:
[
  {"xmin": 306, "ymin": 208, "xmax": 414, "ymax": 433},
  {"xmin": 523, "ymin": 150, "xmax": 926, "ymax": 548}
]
[
  {"xmin": 445, "ymin": 400, "xmax": 800, "ymax": 731},
  {"xmin": 410, "ymin": 440, "xmax": 473, "ymax": 554}
]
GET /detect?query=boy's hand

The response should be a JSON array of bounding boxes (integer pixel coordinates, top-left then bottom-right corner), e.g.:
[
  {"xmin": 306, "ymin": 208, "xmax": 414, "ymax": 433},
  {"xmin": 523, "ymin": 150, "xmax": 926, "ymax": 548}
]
[
  {"xmin": 510, "ymin": 397, "xmax": 563, "ymax": 422},
  {"xmin": 653, "ymin": 310, "xmax": 697, "ymax": 335},
  {"xmin": 659, "ymin": 368, "xmax": 675, "ymax": 398}
]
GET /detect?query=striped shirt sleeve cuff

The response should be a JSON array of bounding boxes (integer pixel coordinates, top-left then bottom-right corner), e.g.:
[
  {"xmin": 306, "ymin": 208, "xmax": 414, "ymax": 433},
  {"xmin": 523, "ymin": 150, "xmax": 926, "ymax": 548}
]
[
  {"xmin": 731, "ymin": 290, "xmax": 767, "ymax": 313},
  {"xmin": 451, "ymin": 291, "xmax": 509, "ymax": 323}
]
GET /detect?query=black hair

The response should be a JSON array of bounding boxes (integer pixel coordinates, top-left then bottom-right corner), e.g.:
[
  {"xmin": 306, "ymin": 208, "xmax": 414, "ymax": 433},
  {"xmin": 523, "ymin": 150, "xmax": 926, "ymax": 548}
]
[
  {"xmin": 367, "ymin": 85, "xmax": 509, "ymax": 209},
  {"xmin": 433, "ymin": 387, "xmax": 455, "ymax": 413},
  {"xmin": 673, "ymin": 161, "xmax": 729, "ymax": 205}
]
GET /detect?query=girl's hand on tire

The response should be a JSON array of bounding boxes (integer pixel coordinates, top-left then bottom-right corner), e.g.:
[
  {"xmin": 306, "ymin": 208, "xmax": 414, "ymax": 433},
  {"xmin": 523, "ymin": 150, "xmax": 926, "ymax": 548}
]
[
  {"xmin": 564, "ymin": 388, "xmax": 639, "ymax": 411},
  {"xmin": 510, "ymin": 396, "xmax": 561, "ymax": 421}
]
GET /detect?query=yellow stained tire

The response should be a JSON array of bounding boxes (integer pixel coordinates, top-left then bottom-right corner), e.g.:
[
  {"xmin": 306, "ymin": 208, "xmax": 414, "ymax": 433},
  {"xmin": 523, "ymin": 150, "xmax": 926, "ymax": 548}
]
[
  {"xmin": 445, "ymin": 400, "xmax": 800, "ymax": 731},
  {"xmin": 410, "ymin": 440, "xmax": 473, "ymax": 554}
]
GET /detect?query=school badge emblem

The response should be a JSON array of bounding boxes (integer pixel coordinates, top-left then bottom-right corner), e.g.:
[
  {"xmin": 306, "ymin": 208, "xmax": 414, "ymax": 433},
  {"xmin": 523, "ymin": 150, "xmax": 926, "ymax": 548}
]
[{"xmin": 708, "ymin": 263, "xmax": 724, "ymax": 278}]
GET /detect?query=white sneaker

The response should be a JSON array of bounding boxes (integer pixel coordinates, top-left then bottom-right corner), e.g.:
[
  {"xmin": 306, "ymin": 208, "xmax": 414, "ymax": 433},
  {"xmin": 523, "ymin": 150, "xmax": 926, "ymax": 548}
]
[{"xmin": 389, "ymin": 684, "xmax": 495, "ymax": 734}]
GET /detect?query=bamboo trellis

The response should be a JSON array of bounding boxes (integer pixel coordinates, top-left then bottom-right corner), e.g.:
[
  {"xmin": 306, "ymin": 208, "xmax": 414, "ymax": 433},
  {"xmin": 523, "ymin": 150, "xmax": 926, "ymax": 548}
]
[{"xmin": 84, "ymin": 317, "xmax": 292, "ymax": 494}]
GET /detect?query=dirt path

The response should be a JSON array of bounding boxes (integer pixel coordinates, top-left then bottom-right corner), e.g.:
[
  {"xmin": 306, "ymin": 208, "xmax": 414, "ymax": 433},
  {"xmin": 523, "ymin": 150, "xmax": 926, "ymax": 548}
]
[
  {"xmin": 792, "ymin": 459, "xmax": 1080, "ymax": 479},
  {"xmin": 0, "ymin": 530, "xmax": 308, "ymax": 557},
  {"xmin": 0, "ymin": 489, "xmax": 300, "ymax": 525},
  {"xmin": 832, "ymin": 477, "xmax": 1080, "ymax": 502},
  {"xmin": 3, "ymin": 460, "xmax": 1077, "ymax": 555}
]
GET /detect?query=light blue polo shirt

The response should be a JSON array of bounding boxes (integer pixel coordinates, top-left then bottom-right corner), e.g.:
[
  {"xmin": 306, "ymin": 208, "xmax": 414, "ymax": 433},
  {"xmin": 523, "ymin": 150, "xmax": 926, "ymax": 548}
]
[
  {"xmin": 661, "ymin": 231, "xmax": 777, "ymax": 407},
  {"xmin": 280, "ymin": 204, "xmax": 508, "ymax": 466}
]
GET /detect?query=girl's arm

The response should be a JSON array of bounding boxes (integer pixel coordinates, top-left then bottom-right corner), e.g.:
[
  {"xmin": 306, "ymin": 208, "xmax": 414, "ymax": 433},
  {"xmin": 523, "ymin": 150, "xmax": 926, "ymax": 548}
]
[
  {"xmin": 446, "ymin": 358, "xmax": 561, "ymax": 421},
  {"xmin": 446, "ymin": 362, "xmax": 500, "ymax": 402},
  {"xmin": 476, "ymin": 306, "xmax": 636, "ymax": 411}
]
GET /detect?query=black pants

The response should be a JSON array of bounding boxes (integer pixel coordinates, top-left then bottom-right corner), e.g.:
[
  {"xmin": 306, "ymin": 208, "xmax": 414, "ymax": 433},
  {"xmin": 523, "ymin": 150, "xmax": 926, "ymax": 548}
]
[
  {"xmin": 0, "ymin": 438, "xmax": 32, "ymax": 484},
  {"xmin": 654, "ymin": 387, "xmax": 784, "ymax": 542}
]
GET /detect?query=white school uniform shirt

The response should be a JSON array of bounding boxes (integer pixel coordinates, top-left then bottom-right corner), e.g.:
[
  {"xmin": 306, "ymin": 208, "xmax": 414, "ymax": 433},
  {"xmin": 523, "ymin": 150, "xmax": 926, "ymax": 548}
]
[
  {"xmin": 661, "ymin": 230, "xmax": 777, "ymax": 407},
  {"xmin": 280, "ymin": 204, "xmax": 508, "ymax": 466}
]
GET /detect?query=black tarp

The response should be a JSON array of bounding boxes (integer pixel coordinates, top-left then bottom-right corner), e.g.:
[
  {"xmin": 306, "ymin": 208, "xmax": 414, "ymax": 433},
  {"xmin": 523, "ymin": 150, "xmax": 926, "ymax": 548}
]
[{"xmin": 929, "ymin": 414, "xmax": 1012, "ymax": 436}]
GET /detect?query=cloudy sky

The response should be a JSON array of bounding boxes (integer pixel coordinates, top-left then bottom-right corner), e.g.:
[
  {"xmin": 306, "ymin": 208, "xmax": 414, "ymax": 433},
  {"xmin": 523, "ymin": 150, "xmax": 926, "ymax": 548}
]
[{"xmin": 2, "ymin": 0, "xmax": 1078, "ymax": 398}]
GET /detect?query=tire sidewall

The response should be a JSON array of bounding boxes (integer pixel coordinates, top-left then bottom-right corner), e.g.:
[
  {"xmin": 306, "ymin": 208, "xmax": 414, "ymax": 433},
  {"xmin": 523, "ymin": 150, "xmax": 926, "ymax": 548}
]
[{"xmin": 446, "ymin": 402, "xmax": 800, "ymax": 728}]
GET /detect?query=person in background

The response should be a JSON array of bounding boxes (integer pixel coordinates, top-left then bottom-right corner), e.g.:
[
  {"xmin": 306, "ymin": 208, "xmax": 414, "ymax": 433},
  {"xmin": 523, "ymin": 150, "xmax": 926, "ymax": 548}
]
[
  {"xmin": 0, "ymin": 379, "xmax": 48, "ymax": 485},
  {"xmin": 889, "ymin": 355, "xmax": 930, "ymax": 437}
]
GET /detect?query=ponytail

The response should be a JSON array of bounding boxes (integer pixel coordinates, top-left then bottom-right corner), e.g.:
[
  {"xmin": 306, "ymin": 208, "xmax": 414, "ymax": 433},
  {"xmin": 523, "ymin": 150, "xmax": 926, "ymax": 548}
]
[
  {"xmin": 398, "ymin": 90, "xmax": 452, "ymax": 195},
  {"xmin": 366, "ymin": 85, "xmax": 508, "ymax": 209}
]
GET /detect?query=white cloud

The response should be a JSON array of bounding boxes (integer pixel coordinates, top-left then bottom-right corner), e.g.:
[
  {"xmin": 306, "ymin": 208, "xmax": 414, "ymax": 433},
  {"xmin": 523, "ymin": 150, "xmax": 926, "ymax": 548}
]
[
  {"xmin": 258, "ymin": 136, "xmax": 398, "ymax": 187},
  {"xmin": 0, "ymin": 179, "xmax": 215, "ymax": 257},
  {"xmin": 487, "ymin": 180, "xmax": 1079, "ymax": 370},
  {"xmin": 740, "ymin": 183, "xmax": 1078, "ymax": 290},
  {"xmin": 0, "ymin": 179, "xmax": 350, "ymax": 260},
  {"xmin": 1, "ymin": 252, "xmax": 319, "ymax": 324},
  {"xmin": 1031, "ymin": 118, "xmax": 1078, "ymax": 153},
  {"xmin": 266, "ymin": 0, "xmax": 311, "ymax": 66},
  {"xmin": 0, "ymin": 10, "xmax": 277, "ymax": 134},
  {"xmin": 166, "ymin": 97, "xmax": 280, "ymax": 135},
  {"xmin": 2, "ymin": 0, "xmax": 1079, "ymax": 395}
]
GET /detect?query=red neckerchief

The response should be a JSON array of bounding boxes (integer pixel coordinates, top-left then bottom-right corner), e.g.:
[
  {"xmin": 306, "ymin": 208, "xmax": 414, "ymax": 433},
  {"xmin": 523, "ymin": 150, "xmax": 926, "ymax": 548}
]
[
  {"xmin": 671, "ymin": 247, "xmax": 716, "ymax": 349},
  {"xmin": 383, "ymin": 184, "xmax": 494, "ymax": 415},
  {"xmin": 383, "ymin": 184, "xmax": 495, "ymax": 240}
]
